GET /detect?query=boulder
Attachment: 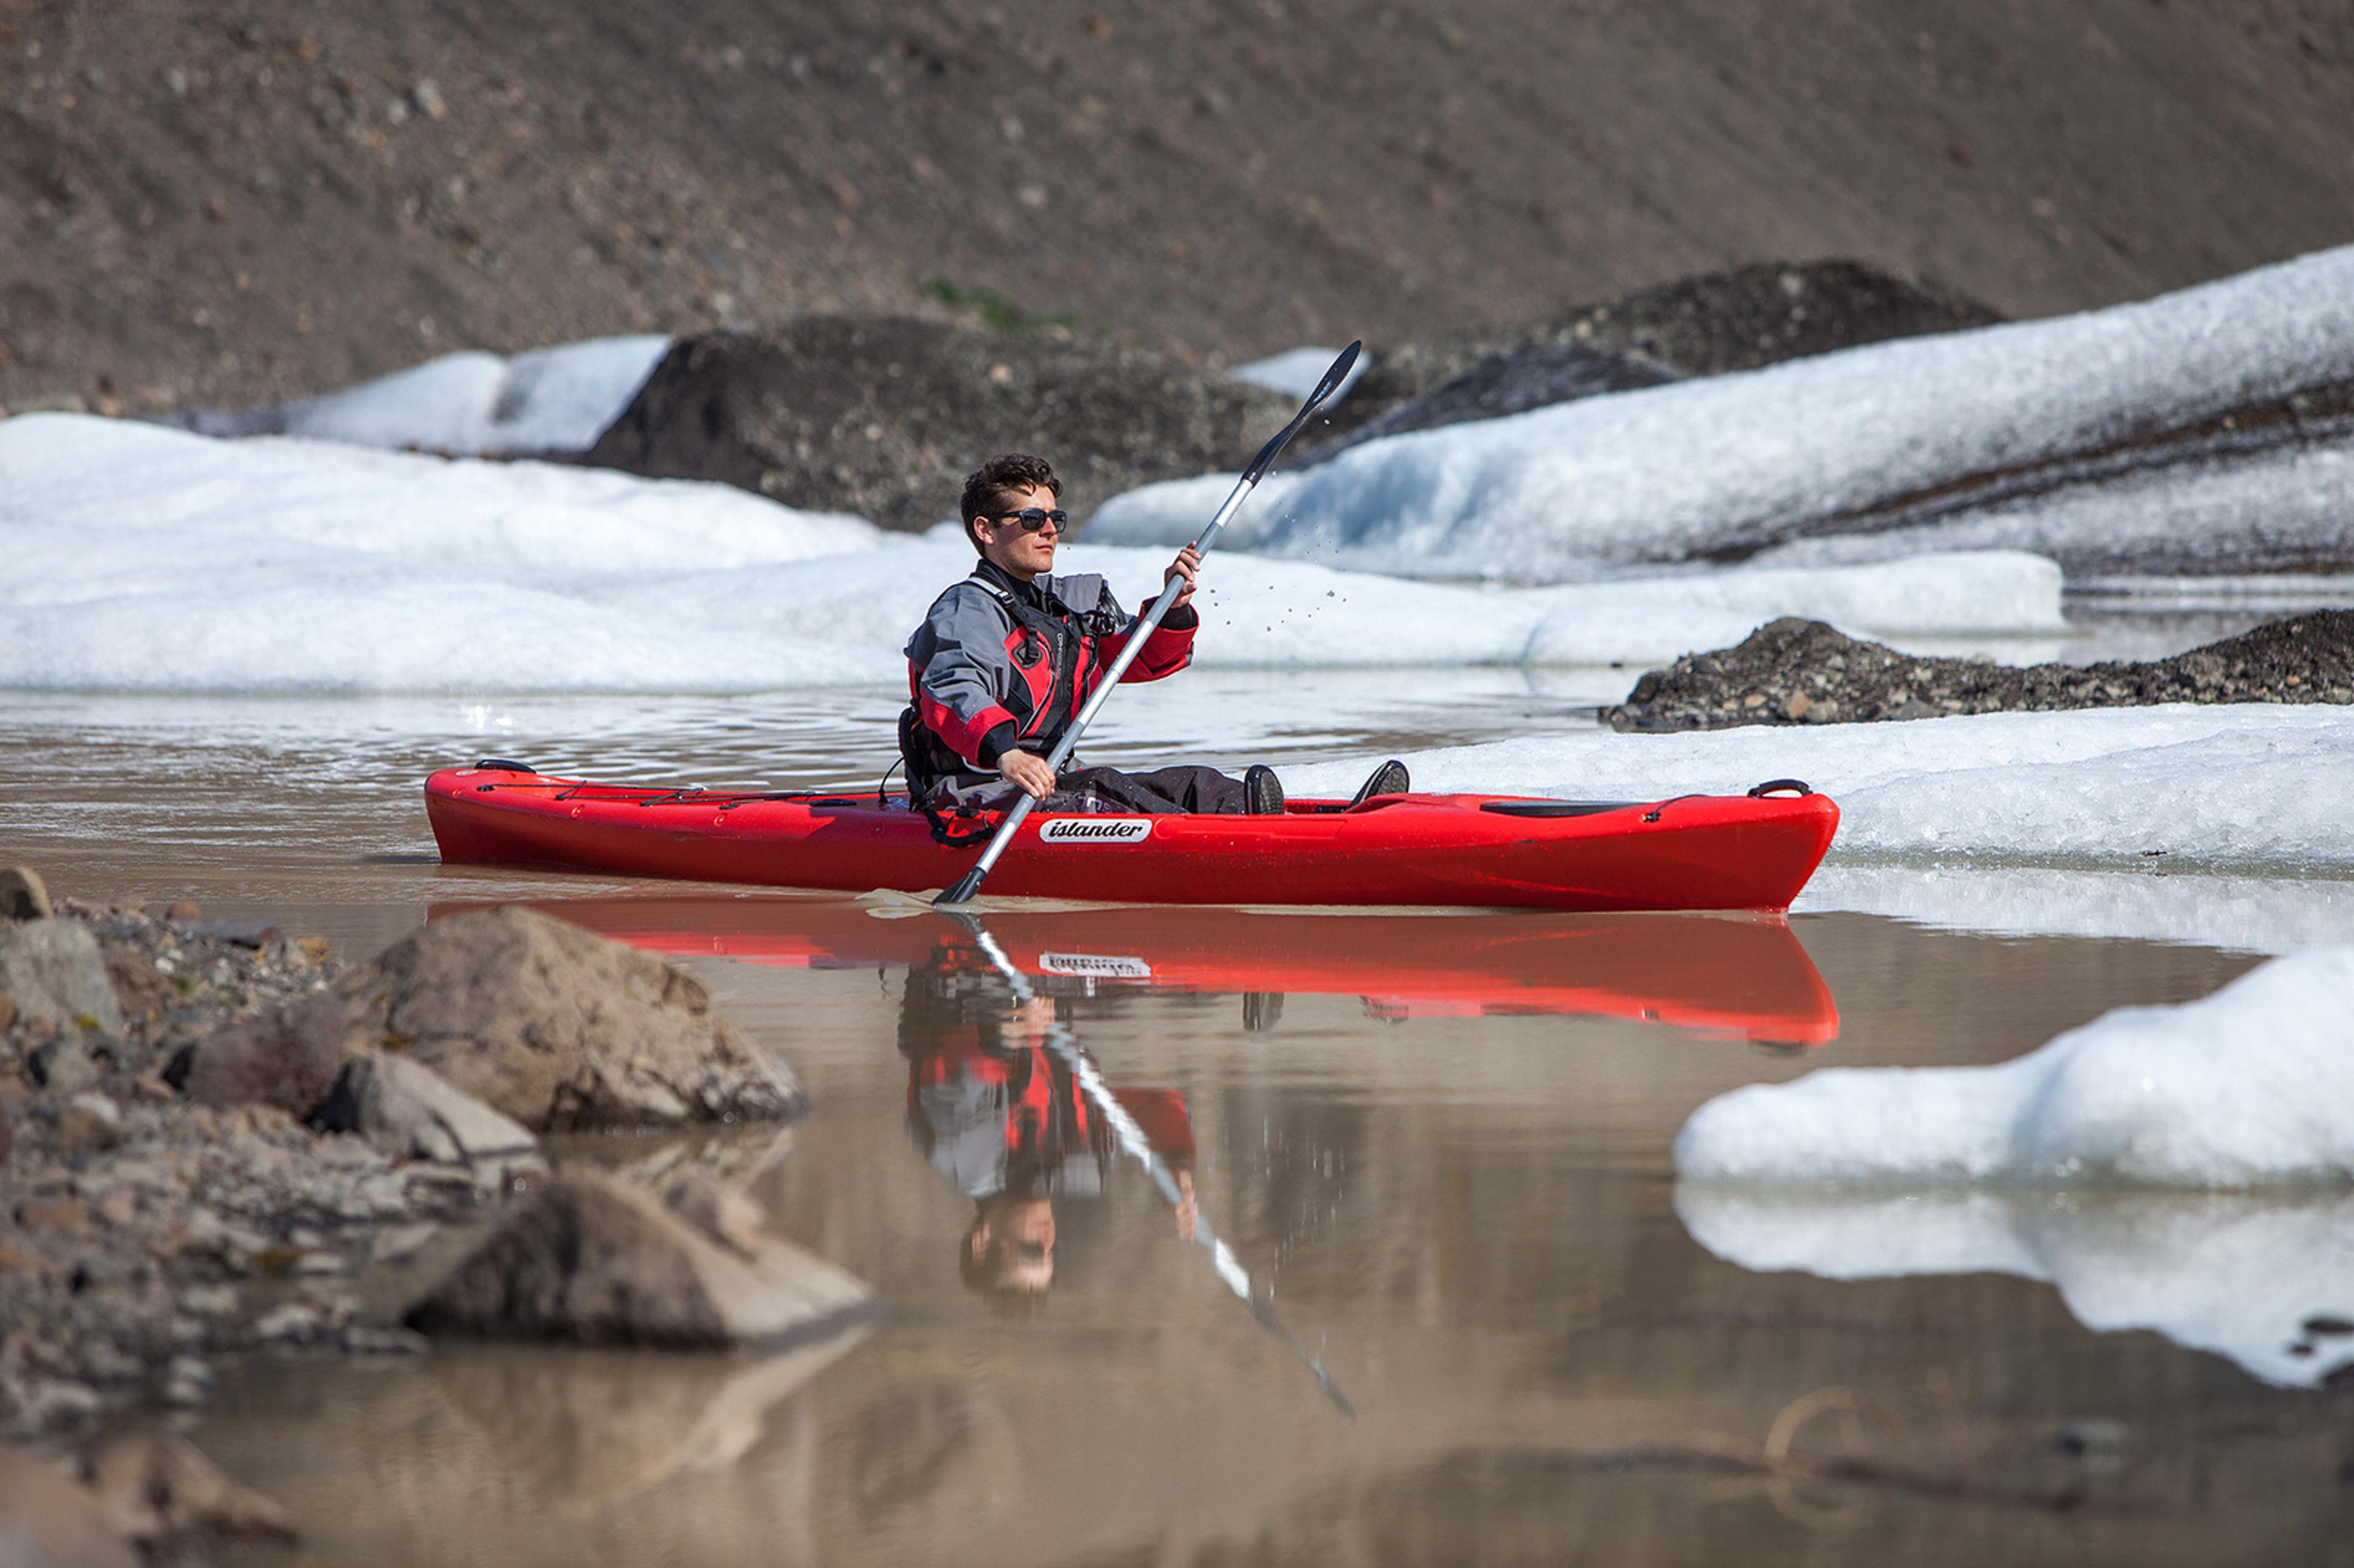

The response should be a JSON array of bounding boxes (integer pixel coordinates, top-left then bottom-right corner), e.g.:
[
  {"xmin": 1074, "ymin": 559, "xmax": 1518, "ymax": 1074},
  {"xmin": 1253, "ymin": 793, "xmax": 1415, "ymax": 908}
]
[
  {"xmin": 0, "ymin": 922, "xmax": 121, "ymax": 1036},
  {"xmin": 0, "ymin": 868, "xmax": 52, "ymax": 923},
  {"xmin": 95, "ymin": 943, "xmax": 167, "ymax": 1027},
  {"xmin": 338, "ymin": 907, "xmax": 802, "ymax": 1132},
  {"xmin": 80, "ymin": 1428, "xmax": 295, "ymax": 1553},
  {"xmin": 404, "ymin": 1168, "xmax": 876, "ymax": 1348},
  {"xmin": 0, "ymin": 1443, "xmax": 137, "ymax": 1568},
  {"xmin": 25, "ymin": 1038, "xmax": 99, "ymax": 1095},
  {"xmin": 161, "ymin": 991, "xmax": 349, "ymax": 1117},
  {"xmin": 310, "ymin": 1053, "xmax": 539, "ymax": 1171},
  {"xmin": 581, "ymin": 319, "xmax": 1293, "ymax": 531},
  {"xmin": 50, "ymin": 1095, "xmax": 123, "ymax": 1157}
]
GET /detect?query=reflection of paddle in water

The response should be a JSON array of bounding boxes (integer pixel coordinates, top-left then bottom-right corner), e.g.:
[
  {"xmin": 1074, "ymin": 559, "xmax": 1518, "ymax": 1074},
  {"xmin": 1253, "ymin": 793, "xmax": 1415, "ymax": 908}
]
[{"xmin": 954, "ymin": 915, "xmax": 1358, "ymax": 1420}]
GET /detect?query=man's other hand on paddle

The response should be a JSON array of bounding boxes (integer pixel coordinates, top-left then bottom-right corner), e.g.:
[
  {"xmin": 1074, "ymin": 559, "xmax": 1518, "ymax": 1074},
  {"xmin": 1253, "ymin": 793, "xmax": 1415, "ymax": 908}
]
[
  {"xmin": 1001, "ymin": 748, "xmax": 1057, "ymax": 799},
  {"xmin": 1163, "ymin": 543, "xmax": 1202, "ymax": 612}
]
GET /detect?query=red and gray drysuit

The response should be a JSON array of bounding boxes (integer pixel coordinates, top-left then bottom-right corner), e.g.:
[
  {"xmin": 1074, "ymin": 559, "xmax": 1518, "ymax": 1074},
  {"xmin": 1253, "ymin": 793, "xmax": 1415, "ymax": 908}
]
[{"xmin": 899, "ymin": 558, "xmax": 1247, "ymax": 818}]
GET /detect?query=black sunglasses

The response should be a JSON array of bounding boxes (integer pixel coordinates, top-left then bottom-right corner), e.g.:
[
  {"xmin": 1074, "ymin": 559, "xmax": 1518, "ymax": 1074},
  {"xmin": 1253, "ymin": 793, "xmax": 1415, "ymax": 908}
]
[{"xmin": 988, "ymin": 508, "xmax": 1068, "ymax": 532}]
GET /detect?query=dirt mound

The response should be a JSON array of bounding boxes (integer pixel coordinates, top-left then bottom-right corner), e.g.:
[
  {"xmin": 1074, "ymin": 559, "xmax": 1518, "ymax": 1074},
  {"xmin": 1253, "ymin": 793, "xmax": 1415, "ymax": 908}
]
[
  {"xmin": 4, "ymin": 2, "xmax": 2351, "ymax": 418},
  {"xmin": 581, "ymin": 318, "xmax": 1293, "ymax": 529},
  {"xmin": 1303, "ymin": 261, "xmax": 2000, "ymax": 458},
  {"xmin": 1604, "ymin": 613, "xmax": 2354, "ymax": 732}
]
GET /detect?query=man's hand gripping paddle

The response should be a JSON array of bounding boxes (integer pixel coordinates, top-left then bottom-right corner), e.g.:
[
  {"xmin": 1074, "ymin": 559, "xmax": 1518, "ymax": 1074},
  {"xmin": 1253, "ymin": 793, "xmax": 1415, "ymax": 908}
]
[{"xmin": 932, "ymin": 341, "xmax": 1362, "ymax": 907}]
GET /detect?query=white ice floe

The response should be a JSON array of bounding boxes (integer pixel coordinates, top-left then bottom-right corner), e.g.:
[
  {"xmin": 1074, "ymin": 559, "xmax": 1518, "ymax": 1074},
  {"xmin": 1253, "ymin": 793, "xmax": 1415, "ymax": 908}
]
[
  {"xmin": 1677, "ymin": 1186, "xmax": 2354, "ymax": 1388},
  {"xmin": 0, "ymin": 414, "xmax": 2066, "ymax": 693},
  {"xmin": 1672, "ymin": 946, "xmax": 2354, "ymax": 1387},
  {"xmin": 1675, "ymin": 947, "xmax": 2354, "ymax": 1190},
  {"xmin": 1086, "ymin": 470, "xmax": 1306, "ymax": 552},
  {"xmin": 1281, "ymin": 704, "xmax": 2354, "ymax": 875},
  {"xmin": 1227, "ymin": 346, "xmax": 1369, "ymax": 404},
  {"xmin": 1099, "ymin": 246, "xmax": 2354, "ymax": 580},
  {"xmin": 0, "ymin": 414, "xmax": 888, "ymax": 693},
  {"xmin": 1748, "ymin": 440, "xmax": 2354, "ymax": 579},
  {"xmin": 163, "ymin": 336, "xmax": 671, "ymax": 455},
  {"xmin": 1805, "ymin": 864, "xmax": 2354, "ymax": 956}
]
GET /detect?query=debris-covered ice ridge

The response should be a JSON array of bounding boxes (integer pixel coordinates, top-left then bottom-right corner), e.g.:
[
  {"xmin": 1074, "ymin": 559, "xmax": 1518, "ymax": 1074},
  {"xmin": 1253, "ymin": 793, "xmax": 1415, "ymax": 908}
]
[{"xmin": 1095, "ymin": 245, "xmax": 2354, "ymax": 579}]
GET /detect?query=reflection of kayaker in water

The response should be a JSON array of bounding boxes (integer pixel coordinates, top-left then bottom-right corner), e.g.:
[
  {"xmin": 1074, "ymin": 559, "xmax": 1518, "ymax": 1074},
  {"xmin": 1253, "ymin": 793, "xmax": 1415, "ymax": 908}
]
[{"xmin": 897, "ymin": 935, "xmax": 1196, "ymax": 1295}]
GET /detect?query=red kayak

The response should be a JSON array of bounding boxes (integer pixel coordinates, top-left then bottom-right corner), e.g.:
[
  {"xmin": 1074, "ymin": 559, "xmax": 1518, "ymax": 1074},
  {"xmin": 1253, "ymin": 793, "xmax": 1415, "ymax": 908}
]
[
  {"xmin": 446, "ymin": 897, "xmax": 1840, "ymax": 1045},
  {"xmin": 425, "ymin": 764, "xmax": 1838, "ymax": 913}
]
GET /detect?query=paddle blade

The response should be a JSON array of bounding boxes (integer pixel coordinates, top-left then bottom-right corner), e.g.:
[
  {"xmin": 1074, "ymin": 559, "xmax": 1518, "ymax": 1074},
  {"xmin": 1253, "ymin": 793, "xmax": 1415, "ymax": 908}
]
[
  {"xmin": 1306, "ymin": 340, "xmax": 1362, "ymax": 409},
  {"xmin": 1240, "ymin": 340, "xmax": 1363, "ymax": 483},
  {"xmin": 934, "ymin": 868, "xmax": 986, "ymax": 907}
]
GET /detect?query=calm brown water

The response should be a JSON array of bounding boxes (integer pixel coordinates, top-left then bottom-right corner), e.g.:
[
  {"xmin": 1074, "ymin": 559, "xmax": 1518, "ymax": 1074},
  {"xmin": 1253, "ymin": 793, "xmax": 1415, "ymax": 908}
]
[{"xmin": 7, "ymin": 680, "xmax": 2351, "ymax": 1566}]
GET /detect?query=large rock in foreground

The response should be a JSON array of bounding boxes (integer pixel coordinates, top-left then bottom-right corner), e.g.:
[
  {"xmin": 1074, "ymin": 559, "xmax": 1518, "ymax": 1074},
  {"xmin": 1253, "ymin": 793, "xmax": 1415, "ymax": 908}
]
[
  {"xmin": 405, "ymin": 1169, "xmax": 877, "ymax": 1349},
  {"xmin": 581, "ymin": 318, "xmax": 1293, "ymax": 531},
  {"xmin": 1606, "ymin": 612, "xmax": 2354, "ymax": 732},
  {"xmin": 310, "ymin": 1052, "xmax": 540, "ymax": 1174},
  {"xmin": 339, "ymin": 907, "xmax": 802, "ymax": 1131}
]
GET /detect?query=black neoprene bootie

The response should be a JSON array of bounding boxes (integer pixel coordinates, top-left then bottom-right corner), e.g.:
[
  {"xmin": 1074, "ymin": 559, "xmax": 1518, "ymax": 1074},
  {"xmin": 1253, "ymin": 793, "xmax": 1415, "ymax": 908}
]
[
  {"xmin": 1244, "ymin": 764, "xmax": 1286, "ymax": 815},
  {"xmin": 1348, "ymin": 759, "xmax": 1410, "ymax": 807}
]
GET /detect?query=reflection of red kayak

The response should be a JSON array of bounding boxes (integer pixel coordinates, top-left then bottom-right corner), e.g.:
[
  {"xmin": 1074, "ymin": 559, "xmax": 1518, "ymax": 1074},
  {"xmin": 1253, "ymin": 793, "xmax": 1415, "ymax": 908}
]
[
  {"xmin": 424, "ymin": 767, "xmax": 1838, "ymax": 913},
  {"xmin": 455, "ymin": 897, "xmax": 1840, "ymax": 1046}
]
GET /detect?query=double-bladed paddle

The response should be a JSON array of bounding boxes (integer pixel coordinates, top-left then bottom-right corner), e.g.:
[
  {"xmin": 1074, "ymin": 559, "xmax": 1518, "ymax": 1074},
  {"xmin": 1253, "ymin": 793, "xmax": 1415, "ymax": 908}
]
[{"xmin": 933, "ymin": 341, "xmax": 1362, "ymax": 907}]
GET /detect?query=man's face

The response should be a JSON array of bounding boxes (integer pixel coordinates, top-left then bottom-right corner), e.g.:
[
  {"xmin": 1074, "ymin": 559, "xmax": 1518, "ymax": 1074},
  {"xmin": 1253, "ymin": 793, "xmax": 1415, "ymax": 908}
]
[
  {"xmin": 972, "ymin": 1197, "xmax": 1057, "ymax": 1292},
  {"xmin": 975, "ymin": 483, "xmax": 1063, "ymax": 580}
]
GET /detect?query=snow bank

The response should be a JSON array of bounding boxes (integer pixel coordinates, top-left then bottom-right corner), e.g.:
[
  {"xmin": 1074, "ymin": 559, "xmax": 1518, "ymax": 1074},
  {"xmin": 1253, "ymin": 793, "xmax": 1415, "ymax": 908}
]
[
  {"xmin": 1750, "ymin": 439, "xmax": 2354, "ymax": 579},
  {"xmin": 1085, "ymin": 471, "xmax": 1306, "ymax": 552},
  {"xmin": 1805, "ymin": 864, "xmax": 2354, "ymax": 956},
  {"xmin": 1101, "ymin": 246, "xmax": 2354, "ymax": 579},
  {"xmin": 0, "ymin": 414, "xmax": 889, "ymax": 693},
  {"xmin": 1279, "ymin": 705, "xmax": 2354, "ymax": 874},
  {"xmin": 1227, "ymin": 347, "xmax": 1368, "ymax": 403},
  {"xmin": 1171, "ymin": 549, "xmax": 2063, "ymax": 667},
  {"xmin": 164, "ymin": 336, "xmax": 670, "ymax": 455},
  {"xmin": 0, "ymin": 414, "xmax": 2065, "ymax": 693},
  {"xmin": 1676, "ymin": 1186, "xmax": 2354, "ymax": 1388},
  {"xmin": 1675, "ymin": 948, "xmax": 2354, "ymax": 1189}
]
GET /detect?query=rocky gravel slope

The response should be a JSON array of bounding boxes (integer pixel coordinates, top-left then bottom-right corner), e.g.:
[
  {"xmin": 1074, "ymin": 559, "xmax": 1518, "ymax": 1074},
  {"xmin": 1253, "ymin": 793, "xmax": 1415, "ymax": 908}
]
[{"xmin": 5, "ymin": 1, "xmax": 2351, "ymax": 417}]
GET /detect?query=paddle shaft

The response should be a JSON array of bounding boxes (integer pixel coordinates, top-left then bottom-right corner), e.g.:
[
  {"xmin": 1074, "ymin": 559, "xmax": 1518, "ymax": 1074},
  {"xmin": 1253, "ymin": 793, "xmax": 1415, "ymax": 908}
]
[{"xmin": 934, "ymin": 341, "xmax": 1361, "ymax": 907}]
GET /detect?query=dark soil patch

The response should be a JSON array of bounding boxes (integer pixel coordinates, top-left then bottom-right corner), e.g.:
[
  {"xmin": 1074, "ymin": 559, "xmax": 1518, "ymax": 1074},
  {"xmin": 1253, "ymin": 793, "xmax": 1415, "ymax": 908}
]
[
  {"xmin": 580, "ymin": 318, "xmax": 1292, "ymax": 530},
  {"xmin": 1604, "ymin": 612, "xmax": 2354, "ymax": 732}
]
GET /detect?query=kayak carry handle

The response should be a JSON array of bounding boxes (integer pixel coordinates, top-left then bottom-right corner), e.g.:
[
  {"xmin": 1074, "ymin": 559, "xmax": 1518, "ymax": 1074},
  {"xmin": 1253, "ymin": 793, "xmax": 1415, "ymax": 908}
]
[
  {"xmin": 473, "ymin": 757, "xmax": 536, "ymax": 773},
  {"xmin": 1747, "ymin": 778, "xmax": 1813, "ymax": 797}
]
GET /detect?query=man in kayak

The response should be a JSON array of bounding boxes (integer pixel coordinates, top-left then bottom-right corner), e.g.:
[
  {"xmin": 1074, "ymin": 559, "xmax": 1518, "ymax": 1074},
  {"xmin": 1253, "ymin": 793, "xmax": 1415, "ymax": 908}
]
[{"xmin": 901, "ymin": 452, "xmax": 1407, "ymax": 821}]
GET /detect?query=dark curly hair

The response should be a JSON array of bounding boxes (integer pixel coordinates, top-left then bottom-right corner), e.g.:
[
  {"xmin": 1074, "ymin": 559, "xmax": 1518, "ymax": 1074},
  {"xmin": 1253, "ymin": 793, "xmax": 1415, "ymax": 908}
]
[{"xmin": 960, "ymin": 454, "xmax": 1062, "ymax": 552}]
